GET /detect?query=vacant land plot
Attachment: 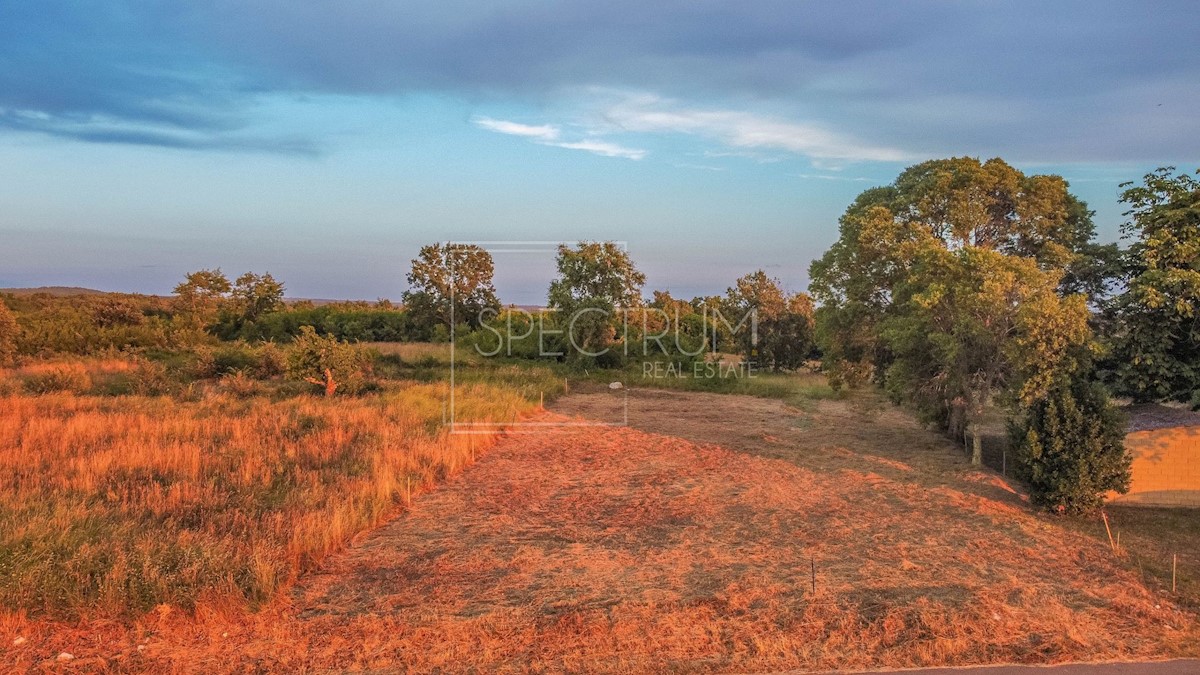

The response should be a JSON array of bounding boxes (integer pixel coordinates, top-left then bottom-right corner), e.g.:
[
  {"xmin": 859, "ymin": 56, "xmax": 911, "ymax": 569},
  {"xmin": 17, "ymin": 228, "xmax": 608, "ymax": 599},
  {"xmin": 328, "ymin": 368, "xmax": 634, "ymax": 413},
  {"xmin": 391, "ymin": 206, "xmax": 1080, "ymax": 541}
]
[
  {"xmin": 0, "ymin": 371, "xmax": 535, "ymax": 619},
  {"xmin": 3, "ymin": 387, "xmax": 1196, "ymax": 672}
]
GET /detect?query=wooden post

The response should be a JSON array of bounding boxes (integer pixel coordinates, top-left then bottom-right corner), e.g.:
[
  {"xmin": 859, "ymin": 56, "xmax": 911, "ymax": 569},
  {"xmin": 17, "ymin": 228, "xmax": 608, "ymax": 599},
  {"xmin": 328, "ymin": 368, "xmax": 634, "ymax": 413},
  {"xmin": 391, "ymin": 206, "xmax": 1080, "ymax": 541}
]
[
  {"xmin": 539, "ymin": 391, "xmax": 544, "ymax": 410},
  {"xmin": 1101, "ymin": 511, "xmax": 1116, "ymax": 553}
]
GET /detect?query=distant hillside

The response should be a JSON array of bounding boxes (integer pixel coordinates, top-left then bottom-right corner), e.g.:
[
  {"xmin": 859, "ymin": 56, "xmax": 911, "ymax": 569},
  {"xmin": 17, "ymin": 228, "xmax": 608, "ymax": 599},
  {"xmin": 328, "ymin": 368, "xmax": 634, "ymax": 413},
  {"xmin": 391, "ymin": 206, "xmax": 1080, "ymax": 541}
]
[
  {"xmin": 0, "ymin": 286, "xmax": 113, "ymax": 297},
  {"xmin": 0, "ymin": 287, "xmax": 384, "ymax": 305}
]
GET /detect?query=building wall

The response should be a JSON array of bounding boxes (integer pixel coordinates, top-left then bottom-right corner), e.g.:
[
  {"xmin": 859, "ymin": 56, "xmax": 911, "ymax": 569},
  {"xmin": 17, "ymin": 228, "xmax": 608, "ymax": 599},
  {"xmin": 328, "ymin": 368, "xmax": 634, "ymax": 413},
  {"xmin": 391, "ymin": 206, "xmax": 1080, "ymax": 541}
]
[{"xmin": 1111, "ymin": 426, "xmax": 1200, "ymax": 507}]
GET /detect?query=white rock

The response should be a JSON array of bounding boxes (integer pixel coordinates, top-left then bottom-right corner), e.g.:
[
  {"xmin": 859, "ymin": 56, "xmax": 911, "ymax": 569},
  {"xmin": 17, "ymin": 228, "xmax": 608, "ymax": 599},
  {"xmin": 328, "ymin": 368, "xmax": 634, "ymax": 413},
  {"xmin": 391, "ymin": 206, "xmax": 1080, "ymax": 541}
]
[
  {"xmin": 56, "ymin": 652, "xmax": 74, "ymax": 662},
  {"xmin": 608, "ymin": 381, "xmax": 623, "ymax": 390},
  {"xmin": 11, "ymin": 637, "xmax": 25, "ymax": 646}
]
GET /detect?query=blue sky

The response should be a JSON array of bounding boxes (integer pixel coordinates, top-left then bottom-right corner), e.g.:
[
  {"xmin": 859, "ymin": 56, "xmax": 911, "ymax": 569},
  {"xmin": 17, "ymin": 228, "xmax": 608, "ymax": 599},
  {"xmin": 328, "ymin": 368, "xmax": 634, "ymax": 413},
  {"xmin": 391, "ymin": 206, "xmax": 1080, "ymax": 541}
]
[{"xmin": 1, "ymin": 2, "xmax": 1197, "ymax": 303}]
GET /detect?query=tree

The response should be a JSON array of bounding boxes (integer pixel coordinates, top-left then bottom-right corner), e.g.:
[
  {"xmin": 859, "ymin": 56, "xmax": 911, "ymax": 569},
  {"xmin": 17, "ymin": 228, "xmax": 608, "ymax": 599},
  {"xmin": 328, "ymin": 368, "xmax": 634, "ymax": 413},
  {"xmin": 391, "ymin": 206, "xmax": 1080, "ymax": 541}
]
[
  {"xmin": 1010, "ymin": 373, "xmax": 1131, "ymax": 513},
  {"xmin": 173, "ymin": 268, "xmax": 231, "ymax": 326},
  {"xmin": 0, "ymin": 299, "xmax": 18, "ymax": 364},
  {"xmin": 881, "ymin": 247, "xmax": 1091, "ymax": 464},
  {"xmin": 286, "ymin": 326, "xmax": 371, "ymax": 396},
  {"xmin": 1106, "ymin": 167, "xmax": 1200, "ymax": 404},
  {"xmin": 230, "ymin": 272, "xmax": 286, "ymax": 325},
  {"xmin": 547, "ymin": 241, "xmax": 645, "ymax": 360},
  {"xmin": 811, "ymin": 158, "xmax": 1110, "ymax": 385},
  {"xmin": 724, "ymin": 271, "xmax": 814, "ymax": 371},
  {"xmin": 403, "ymin": 243, "xmax": 501, "ymax": 337}
]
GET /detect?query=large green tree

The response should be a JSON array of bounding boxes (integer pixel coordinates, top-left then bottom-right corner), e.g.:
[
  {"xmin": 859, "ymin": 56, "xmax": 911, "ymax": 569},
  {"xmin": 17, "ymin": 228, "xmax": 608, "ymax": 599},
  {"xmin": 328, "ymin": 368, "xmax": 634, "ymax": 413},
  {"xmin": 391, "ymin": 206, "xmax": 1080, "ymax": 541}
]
[
  {"xmin": 811, "ymin": 157, "xmax": 1108, "ymax": 387},
  {"xmin": 403, "ymin": 243, "xmax": 501, "ymax": 336},
  {"xmin": 547, "ymin": 241, "xmax": 645, "ymax": 360},
  {"xmin": 811, "ymin": 157, "xmax": 1114, "ymax": 470},
  {"xmin": 1106, "ymin": 167, "xmax": 1200, "ymax": 404},
  {"xmin": 882, "ymin": 246, "xmax": 1091, "ymax": 464}
]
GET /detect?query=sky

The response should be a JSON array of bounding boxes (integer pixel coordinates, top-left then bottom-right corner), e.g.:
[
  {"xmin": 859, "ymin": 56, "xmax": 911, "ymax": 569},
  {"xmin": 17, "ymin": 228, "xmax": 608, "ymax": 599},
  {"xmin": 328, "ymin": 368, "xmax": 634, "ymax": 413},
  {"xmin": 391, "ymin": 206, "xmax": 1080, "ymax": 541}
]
[{"xmin": 1, "ymin": 1, "xmax": 1198, "ymax": 304}]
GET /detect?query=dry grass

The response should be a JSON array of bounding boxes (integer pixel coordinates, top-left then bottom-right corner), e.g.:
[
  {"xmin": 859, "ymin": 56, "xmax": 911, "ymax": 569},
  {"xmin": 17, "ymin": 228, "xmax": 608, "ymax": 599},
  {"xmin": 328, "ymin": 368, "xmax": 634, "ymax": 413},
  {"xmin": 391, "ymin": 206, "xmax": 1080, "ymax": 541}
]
[
  {"xmin": 1067, "ymin": 505, "xmax": 1200, "ymax": 612},
  {"xmin": 363, "ymin": 341, "xmax": 454, "ymax": 364},
  {"xmin": 4, "ymin": 386, "xmax": 1196, "ymax": 672},
  {"xmin": 0, "ymin": 380, "xmax": 533, "ymax": 620}
]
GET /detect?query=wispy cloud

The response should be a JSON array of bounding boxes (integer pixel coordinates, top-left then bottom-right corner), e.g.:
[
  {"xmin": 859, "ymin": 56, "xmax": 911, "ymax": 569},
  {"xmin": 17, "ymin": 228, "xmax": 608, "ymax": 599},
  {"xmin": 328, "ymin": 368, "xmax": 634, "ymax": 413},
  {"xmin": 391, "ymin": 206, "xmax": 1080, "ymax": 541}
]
[
  {"xmin": 791, "ymin": 173, "xmax": 876, "ymax": 182},
  {"xmin": 472, "ymin": 116, "xmax": 559, "ymax": 141},
  {"xmin": 702, "ymin": 150, "xmax": 785, "ymax": 164},
  {"xmin": 545, "ymin": 139, "xmax": 646, "ymax": 160},
  {"xmin": 600, "ymin": 93, "xmax": 910, "ymax": 163},
  {"xmin": 0, "ymin": 108, "xmax": 320, "ymax": 155},
  {"xmin": 473, "ymin": 116, "xmax": 645, "ymax": 160}
]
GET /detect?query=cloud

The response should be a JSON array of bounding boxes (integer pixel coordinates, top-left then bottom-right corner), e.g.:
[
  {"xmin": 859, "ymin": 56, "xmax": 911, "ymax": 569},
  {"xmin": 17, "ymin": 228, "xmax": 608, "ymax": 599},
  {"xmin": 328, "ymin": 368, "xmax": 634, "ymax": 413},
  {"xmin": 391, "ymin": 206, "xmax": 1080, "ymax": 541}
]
[
  {"xmin": 474, "ymin": 116, "xmax": 645, "ymax": 159},
  {"xmin": 3, "ymin": 1, "xmax": 1199, "ymax": 160},
  {"xmin": 472, "ymin": 117, "xmax": 560, "ymax": 141},
  {"xmin": 0, "ymin": 107, "xmax": 319, "ymax": 155},
  {"xmin": 598, "ymin": 93, "xmax": 909, "ymax": 162},
  {"xmin": 543, "ymin": 139, "xmax": 646, "ymax": 160},
  {"xmin": 791, "ymin": 173, "xmax": 875, "ymax": 182}
]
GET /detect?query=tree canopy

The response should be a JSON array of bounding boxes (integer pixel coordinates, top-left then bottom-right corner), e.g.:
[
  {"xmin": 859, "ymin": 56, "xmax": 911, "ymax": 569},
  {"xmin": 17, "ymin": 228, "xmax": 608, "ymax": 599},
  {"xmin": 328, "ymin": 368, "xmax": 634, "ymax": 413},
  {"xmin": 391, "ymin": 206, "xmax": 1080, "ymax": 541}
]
[
  {"xmin": 810, "ymin": 157, "xmax": 1114, "ymax": 477},
  {"xmin": 1105, "ymin": 168, "xmax": 1200, "ymax": 404},
  {"xmin": 723, "ymin": 270, "xmax": 814, "ymax": 371},
  {"xmin": 403, "ymin": 243, "xmax": 501, "ymax": 337},
  {"xmin": 548, "ymin": 241, "xmax": 645, "ymax": 360}
]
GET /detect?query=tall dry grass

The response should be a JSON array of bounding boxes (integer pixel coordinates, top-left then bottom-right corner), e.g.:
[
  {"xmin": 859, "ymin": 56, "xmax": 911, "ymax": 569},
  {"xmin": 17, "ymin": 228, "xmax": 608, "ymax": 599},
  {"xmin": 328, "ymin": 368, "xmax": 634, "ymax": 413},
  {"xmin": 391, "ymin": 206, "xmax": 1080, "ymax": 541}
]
[{"xmin": 0, "ymin": 382, "xmax": 532, "ymax": 619}]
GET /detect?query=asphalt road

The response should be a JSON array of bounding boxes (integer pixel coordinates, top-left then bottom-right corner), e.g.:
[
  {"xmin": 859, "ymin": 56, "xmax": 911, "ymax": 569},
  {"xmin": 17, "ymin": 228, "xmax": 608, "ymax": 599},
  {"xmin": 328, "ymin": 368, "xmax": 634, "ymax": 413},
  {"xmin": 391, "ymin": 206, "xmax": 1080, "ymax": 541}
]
[{"xmin": 821, "ymin": 661, "xmax": 1200, "ymax": 675}]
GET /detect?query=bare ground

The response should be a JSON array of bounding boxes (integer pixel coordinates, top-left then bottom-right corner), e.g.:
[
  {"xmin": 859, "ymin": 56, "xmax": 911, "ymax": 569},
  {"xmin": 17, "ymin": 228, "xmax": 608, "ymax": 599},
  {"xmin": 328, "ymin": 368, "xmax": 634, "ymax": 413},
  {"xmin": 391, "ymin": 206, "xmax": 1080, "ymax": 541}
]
[{"xmin": 4, "ymin": 387, "xmax": 1196, "ymax": 672}]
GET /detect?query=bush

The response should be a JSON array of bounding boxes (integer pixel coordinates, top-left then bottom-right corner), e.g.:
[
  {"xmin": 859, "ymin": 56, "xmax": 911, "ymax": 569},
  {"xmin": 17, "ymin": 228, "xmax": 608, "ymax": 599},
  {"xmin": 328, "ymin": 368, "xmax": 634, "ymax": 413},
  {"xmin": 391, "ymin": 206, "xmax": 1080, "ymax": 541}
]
[
  {"xmin": 22, "ymin": 363, "xmax": 93, "ymax": 395},
  {"xmin": 192, "ymin": 342, "xmax": 285, "ymax": 380},
  {"xmin": 0, "ymin": 300, "xmax": 17, "ymax": 365},
  {"xmin": 285, "ymin": 326, "xmax": 372, "ymax": 396},
  {"xmin": 1010, "ymin": 376, "xmax": 1131, "ymax": 513},
  {"xmin": 90, "ymin": 360, "xmax": 175, "ymax": 396}
]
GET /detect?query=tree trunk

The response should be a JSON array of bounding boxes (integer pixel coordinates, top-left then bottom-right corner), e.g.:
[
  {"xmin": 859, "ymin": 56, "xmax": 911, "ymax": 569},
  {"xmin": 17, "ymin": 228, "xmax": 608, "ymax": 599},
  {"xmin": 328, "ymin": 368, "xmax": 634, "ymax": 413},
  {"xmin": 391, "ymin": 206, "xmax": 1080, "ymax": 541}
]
[
  {"xmin": 305, "ymin": 368, "xmax": 338, "ymax": 397},
  {"xmin": 970, "ymin": 423, "xmax": 982, "ymax": 466}
]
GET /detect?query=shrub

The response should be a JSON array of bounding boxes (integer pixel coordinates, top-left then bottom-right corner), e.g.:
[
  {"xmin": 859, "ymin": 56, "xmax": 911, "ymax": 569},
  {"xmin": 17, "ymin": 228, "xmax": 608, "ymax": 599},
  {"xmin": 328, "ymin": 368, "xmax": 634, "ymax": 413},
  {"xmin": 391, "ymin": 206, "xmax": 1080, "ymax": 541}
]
[
  {"xmin": 21, "ymin": 363, "xmax": 93, "ymax": 395},
  {"xmin": 286, "ymin": 326, "xmax": 372, "ymax": 396},
  {"xmin": 1010, "ymin": 376, "xmax": 1131, "ymax": 513},
  {"xmin": 220, "ymin": 370, "xmax": 266, "ymax": 399},
  {"xmin": 192, "ymin": 342, "xmax": 286, "ymax": 380},
  {"xmin": 0, "ymin": 300, "xmax": 17, "ymax": 365}
]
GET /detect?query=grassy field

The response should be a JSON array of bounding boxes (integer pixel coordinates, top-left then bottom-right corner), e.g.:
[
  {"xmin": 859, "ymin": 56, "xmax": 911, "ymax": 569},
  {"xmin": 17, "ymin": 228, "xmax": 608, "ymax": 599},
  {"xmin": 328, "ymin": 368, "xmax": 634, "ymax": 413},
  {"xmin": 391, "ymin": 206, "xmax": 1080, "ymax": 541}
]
[
  {"xmin": 0, "ymin": 352, "xmax": 559, "ymax": 619},
  {"xmin": 3, "ymin": 346, "xmax": 1198, "ymax": 671}
]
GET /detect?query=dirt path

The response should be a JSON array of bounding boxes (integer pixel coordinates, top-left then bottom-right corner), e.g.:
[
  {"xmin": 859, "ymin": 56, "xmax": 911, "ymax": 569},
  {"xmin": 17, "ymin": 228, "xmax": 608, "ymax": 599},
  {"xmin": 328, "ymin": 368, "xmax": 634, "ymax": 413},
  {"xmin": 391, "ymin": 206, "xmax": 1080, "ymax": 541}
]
[{"xmin": 12, "ymin": 388, "xmax": 1198, "ymax": 672}]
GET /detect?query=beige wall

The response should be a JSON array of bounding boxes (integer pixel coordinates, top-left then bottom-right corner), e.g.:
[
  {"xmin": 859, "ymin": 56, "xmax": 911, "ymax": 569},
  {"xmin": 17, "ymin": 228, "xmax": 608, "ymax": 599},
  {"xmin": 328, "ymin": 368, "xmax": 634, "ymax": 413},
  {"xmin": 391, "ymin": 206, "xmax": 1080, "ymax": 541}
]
[{"xmin": 1111, "ymin": 426, "xmax": 1200, "ymax": 507}]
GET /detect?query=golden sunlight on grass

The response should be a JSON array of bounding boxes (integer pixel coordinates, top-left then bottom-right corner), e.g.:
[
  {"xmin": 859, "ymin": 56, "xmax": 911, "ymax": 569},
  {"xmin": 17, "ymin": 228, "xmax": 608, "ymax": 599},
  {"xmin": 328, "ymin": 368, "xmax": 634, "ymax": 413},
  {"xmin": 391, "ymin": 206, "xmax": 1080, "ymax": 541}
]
[{"xmin": 0, "ymin": 382, "xmax": 532, "ymax": 619}]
